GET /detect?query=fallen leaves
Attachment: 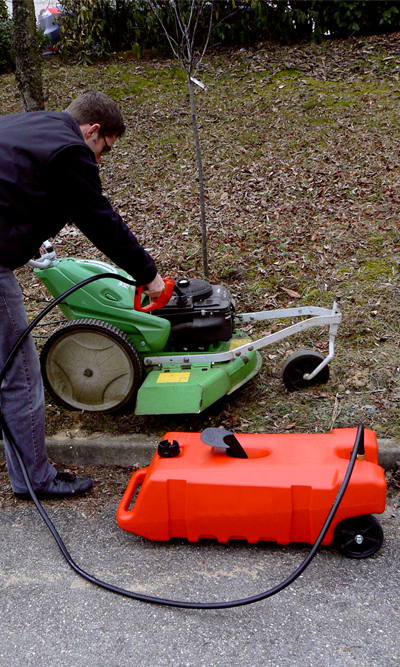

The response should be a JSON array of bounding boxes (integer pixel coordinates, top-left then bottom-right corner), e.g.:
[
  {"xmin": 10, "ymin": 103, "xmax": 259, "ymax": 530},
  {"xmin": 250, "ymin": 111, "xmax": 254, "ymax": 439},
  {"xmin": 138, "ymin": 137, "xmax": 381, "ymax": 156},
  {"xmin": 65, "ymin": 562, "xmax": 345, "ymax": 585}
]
[
  {"xmin": 279, "ymin": 286, "xmax": 301, "ymax": 299},
  {"xmin": 2, "ymin": 32, "xmax": 399, "ymax": 440}
]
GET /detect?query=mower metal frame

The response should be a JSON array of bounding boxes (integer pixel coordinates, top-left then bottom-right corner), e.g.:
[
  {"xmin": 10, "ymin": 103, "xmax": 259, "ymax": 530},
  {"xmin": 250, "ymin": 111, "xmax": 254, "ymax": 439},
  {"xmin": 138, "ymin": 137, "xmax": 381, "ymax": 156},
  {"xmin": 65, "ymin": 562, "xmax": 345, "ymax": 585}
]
[{"xmin": 143, "ymin": 302, "xmax": 342, "ymax": 382}]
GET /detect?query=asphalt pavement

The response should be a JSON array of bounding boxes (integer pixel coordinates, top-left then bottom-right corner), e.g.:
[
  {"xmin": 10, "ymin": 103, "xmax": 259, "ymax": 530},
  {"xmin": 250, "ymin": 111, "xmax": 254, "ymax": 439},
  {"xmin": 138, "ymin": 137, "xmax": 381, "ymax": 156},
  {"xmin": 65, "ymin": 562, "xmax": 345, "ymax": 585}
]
[{"xmin": 0, "ymin": 433, "xmax": 399, "ymax": 667}]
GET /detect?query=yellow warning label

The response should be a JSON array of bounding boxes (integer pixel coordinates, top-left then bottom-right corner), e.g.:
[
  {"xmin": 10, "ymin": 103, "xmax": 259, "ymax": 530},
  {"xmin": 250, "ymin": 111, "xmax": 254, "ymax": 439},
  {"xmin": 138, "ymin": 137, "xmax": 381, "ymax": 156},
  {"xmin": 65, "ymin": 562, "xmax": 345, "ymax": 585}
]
[
  {"xmin": 229, "ymin": 338, "xmax": 252, "ymax": 350},
  {"xmin": 157, "ymin": 372, "xmax": 191, "ymax": 384}
]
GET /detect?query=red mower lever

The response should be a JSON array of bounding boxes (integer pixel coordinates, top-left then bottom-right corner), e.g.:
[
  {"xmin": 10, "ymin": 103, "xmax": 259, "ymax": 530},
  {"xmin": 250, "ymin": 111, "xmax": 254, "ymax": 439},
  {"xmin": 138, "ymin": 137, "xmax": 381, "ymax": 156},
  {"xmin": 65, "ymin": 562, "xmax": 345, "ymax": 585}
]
[{"xmin": 134, "ymin": 276, "xmax": 175, "ymax": 312}]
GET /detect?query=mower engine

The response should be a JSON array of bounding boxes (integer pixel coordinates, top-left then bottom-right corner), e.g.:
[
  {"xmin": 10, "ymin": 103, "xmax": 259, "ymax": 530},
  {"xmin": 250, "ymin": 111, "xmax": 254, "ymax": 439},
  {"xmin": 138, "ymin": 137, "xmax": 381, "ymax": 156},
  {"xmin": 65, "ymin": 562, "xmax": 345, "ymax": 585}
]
[{"xmin": 153, "ymin": 278, "xmax": 235, "ymax": 350}]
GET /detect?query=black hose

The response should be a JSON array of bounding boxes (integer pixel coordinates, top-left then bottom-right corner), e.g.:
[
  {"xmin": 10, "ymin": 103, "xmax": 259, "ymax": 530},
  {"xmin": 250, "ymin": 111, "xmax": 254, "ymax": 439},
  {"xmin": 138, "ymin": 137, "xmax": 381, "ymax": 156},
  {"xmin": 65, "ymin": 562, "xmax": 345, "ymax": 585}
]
[{"xmin": 0, "ymin": 272, "xmax": 363, "ymax": 609}]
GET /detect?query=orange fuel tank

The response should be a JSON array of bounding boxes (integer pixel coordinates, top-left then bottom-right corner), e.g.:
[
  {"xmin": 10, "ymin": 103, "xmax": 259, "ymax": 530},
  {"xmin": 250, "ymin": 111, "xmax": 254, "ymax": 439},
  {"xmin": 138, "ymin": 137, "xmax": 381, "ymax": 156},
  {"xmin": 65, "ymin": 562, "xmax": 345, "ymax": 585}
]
[{"xmin": 116, "ymin": 428, "xmax": 386, "ymax": 545}]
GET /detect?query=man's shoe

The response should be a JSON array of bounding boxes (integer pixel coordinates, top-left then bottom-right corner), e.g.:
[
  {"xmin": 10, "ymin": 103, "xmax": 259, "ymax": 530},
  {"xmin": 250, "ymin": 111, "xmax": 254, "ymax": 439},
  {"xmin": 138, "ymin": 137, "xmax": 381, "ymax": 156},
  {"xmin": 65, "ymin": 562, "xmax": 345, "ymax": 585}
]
[{"xmin": 14, "ymin": 472, "xmax": 93, "ymax": 500}]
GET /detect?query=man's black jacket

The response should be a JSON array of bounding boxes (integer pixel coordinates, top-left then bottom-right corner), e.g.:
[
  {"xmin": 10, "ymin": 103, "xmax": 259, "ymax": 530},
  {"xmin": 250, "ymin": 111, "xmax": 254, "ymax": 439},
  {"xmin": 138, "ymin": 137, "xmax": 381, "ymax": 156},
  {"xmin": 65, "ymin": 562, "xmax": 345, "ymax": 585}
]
[{"xmin": 0, "ymin": 110, "xmax": 157, "ymax": 284}]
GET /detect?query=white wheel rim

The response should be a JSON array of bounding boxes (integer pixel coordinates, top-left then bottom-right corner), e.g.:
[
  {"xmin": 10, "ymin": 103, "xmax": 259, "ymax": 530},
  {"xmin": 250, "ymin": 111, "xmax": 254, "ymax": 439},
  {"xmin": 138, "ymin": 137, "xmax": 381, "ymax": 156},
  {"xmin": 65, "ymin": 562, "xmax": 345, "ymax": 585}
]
[{"xmin": 45, "ymin": 330, "xmax": 136, "ymax": 411}]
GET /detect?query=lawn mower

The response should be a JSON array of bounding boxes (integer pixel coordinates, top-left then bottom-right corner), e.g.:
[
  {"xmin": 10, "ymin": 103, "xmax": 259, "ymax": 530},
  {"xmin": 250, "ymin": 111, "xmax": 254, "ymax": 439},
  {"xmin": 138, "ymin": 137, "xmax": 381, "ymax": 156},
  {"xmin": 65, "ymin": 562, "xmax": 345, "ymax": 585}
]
[{"xmin": 28, "ymin": 242, "xmax": 342, "ymax": 416}]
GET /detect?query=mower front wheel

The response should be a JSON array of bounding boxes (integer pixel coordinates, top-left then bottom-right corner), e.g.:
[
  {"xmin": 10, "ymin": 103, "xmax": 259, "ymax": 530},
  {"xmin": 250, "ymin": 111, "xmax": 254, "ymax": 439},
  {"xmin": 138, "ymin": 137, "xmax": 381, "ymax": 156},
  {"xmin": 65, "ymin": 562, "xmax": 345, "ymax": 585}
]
[
  {"xmin": 281, "ymin": 350, "xmax": 329, "ymax": 391},
  {"xmin": 40, "ymin": 319, "xmax": 142, "ymax": 414}
]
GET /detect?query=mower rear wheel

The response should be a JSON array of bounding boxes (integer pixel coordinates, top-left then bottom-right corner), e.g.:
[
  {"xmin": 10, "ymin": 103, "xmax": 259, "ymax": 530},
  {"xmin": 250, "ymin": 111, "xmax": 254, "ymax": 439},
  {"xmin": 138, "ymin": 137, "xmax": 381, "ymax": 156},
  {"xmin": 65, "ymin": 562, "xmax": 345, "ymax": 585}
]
[
  {"xmin": 40, "ymin": 319, "xmax": 142, "ymax": 414},
  {"xmin": 333, "ymin": 515, "xmax": 384, "ymax": 559},
  {"xmin": 281, "ymin": 350, "xmax": 329, "ymax": 391}
]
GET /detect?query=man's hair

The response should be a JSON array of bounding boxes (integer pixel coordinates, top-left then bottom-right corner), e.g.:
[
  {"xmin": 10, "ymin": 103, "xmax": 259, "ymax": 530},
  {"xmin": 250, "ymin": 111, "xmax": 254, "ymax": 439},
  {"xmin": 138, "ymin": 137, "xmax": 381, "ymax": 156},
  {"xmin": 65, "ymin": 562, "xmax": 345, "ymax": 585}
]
[{"xmin": 65, "ymin": 90, "xmax": 125, "ymax": 137}]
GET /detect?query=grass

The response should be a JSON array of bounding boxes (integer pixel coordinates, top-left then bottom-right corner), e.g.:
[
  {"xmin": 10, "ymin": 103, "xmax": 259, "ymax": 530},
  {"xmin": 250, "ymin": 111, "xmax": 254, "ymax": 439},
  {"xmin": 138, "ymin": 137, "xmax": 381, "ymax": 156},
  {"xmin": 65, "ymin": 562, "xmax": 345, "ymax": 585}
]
[{"xmin": 1, "ymin": 33, "xmax": 399, "ymax": 440}]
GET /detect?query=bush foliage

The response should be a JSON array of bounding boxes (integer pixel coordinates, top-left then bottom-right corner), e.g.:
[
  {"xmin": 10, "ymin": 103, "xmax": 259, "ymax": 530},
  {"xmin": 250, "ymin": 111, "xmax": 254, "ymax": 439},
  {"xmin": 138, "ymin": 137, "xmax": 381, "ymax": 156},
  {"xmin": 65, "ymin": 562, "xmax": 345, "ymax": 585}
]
[
  {"xmin": 0, "ymin": 0, "xmax": 14, "ymax": 73},
  {"xmin": 1, "ymin": 1, "xmax": 400, "ymax": 69},
  {"xmin": 56, "ymin": 0, "xmax": 400, "ymax": 61}
]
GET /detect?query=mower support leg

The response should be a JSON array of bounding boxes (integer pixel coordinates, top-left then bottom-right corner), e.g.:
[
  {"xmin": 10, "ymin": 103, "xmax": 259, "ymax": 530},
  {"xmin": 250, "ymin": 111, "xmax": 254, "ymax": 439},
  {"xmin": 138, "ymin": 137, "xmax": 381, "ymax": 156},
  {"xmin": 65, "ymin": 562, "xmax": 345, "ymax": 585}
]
[{"xmin": 303, "ymin": 332, "xmax": 336, "ymax": 381}]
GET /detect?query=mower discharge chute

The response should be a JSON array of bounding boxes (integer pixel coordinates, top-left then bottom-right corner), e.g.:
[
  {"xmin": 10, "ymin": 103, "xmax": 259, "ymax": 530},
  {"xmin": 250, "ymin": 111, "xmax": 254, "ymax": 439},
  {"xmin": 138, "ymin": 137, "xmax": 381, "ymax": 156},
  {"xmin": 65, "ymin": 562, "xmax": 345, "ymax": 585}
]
[{"xmin": 29, "ymin": 245, "xmax": 341, "ymax": 415}]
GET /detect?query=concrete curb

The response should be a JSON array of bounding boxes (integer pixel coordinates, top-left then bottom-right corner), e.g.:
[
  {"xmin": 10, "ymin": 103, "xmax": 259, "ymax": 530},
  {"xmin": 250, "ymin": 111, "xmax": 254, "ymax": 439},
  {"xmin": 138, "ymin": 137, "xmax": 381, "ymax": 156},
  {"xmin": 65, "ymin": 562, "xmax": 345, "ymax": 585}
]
[
  {"xmin": 45, "ymin": 434, "xmax": 160, "ymax": 468},
  {"xmin": 374, "ymin": 439, "xmax": 400, "ymax": 471},
  {"xmin": 0, "ymin": 433, "xmax": 159, "ymax": 469},
  {"xmin": 1, "ymin": 434, "xmax": 399, "ymax": 470}
]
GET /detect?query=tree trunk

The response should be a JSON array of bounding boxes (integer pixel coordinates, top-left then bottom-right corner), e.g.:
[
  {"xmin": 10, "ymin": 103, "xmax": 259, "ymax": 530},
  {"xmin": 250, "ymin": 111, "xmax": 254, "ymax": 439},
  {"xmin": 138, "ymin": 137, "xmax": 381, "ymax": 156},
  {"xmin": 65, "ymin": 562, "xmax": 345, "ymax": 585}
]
[
  {"xmin": 189, "ymin": 76, "xmax": 208, "ymax": 279},
  {"xmin": 12, "ymin": 0, "xmax": 44, "ymax": 111}
]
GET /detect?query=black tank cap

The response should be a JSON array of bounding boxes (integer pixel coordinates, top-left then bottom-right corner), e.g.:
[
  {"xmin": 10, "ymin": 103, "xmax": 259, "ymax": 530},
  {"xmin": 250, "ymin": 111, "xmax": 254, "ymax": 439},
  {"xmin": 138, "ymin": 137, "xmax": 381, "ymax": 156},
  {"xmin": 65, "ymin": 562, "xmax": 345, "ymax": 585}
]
[{"xmin": 157, "ymin": 439, "xmax": 181, "ymax": 458}]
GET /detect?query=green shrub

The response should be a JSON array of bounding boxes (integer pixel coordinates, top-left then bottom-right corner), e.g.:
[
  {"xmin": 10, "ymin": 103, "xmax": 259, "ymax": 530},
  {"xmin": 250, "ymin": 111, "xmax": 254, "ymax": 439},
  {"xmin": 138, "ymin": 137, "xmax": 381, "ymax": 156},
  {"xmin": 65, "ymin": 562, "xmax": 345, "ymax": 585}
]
[
  {"xmin": 59, "ymin": 0, "xmax": 168, "ymax": 62},
  {"xmin": 0, "ymin": 0, "xmax": 14, "ymax": 73},
  {"xmin": 58, "ymin": 0, "xmax": 400, "ymax": 62},
  {"xmin": 315, "ymin": 0, "xmax": 400, "ymax": 39}
]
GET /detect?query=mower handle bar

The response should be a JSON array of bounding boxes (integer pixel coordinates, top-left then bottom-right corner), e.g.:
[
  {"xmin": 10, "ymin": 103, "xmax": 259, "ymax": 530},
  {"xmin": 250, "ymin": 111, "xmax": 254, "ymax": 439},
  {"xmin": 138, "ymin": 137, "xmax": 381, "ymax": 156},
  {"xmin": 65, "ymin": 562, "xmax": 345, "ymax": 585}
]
[
  {"xmin": 27, "ymin": 241, "xmax": 59, "ymax": 269},
  {"xmin": 134, "ymin": 276, "xmax": 175, "ymax": 312}
]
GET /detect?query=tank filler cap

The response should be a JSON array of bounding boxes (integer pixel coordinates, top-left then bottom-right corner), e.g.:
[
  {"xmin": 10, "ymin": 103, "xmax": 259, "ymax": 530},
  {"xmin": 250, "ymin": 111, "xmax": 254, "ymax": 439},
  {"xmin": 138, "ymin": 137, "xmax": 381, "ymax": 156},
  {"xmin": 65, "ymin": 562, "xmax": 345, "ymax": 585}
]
[{"xmin": 158, "ymin": 439, "xmax": 181, "ymax": 458}]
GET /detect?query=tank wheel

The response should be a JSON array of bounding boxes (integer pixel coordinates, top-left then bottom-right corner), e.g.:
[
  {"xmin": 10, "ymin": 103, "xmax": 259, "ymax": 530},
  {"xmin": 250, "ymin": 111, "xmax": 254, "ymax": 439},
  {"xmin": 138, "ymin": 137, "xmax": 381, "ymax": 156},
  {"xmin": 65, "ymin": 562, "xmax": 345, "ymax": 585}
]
[
  {"xmin": 333, "ymin": 515, "xmax": 384, "ymax": 559},
  {"xmin": 40, "ymin": 319, "xmax": 142, "ymax": 414},
  {"xmin": 281, "ymin": 350, "xmax": 329, "ymax": 391}
]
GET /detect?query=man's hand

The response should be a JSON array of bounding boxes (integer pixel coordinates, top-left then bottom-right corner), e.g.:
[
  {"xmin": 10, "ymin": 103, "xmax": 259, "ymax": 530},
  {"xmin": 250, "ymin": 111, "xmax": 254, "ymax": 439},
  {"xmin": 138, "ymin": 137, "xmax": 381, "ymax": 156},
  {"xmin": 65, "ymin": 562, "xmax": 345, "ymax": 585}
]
[{"xmin": 142, "ymin": 272, "xmax": 166, "ymax": 298}]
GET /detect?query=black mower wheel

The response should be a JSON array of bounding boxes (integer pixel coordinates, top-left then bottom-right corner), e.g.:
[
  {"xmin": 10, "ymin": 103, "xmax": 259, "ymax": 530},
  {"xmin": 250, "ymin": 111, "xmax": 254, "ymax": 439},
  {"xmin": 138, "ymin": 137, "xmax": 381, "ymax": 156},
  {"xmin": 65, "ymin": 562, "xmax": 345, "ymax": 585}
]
[
  {"xmin": 40, "ymin": 319, "xmax": 142, "ymax": 414},
  {"xmin": 333, "ymin": 515, "xmax": 384, "ymax": 559},
  {"xmin": 281, "ymin": 350, "xmax": 329, "ymax": 392}
]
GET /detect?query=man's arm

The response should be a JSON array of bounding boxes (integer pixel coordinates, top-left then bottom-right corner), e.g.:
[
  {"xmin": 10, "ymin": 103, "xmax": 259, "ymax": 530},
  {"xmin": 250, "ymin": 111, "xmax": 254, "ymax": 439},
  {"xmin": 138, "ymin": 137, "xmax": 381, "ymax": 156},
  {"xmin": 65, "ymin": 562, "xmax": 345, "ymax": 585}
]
[{"xmin": 50, "ymin": 146, "xmax": 162, "ymax": 290}]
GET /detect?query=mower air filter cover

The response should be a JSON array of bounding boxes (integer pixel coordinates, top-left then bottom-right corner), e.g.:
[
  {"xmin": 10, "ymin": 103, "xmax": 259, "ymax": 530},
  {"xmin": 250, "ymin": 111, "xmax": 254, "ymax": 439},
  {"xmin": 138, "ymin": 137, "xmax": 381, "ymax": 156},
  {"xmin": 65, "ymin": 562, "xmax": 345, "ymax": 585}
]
[
  {"xmin": 116, "ymin": 428, "xmax": 386, "ymax": 545},
  {"xmin": 173, "ymin": 278, "xmax": 213, "ymax": 301}
]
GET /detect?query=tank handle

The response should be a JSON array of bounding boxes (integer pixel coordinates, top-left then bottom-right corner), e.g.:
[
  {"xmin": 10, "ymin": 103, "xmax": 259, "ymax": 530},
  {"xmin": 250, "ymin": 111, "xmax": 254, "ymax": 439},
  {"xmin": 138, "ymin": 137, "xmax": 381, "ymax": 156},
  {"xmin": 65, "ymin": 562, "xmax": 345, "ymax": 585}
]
[{"xmin": 117, "ymin": 468, "xmax": 148, "ymax": 524}]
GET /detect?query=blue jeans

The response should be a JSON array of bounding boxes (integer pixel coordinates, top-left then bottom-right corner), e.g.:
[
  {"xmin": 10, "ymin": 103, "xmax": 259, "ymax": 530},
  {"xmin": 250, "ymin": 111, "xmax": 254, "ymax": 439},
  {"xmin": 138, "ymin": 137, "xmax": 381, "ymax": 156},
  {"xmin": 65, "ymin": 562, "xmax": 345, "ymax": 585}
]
[{"xmin": 0, "ymin": 265, "xmax": 56, "ymax": 493}]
